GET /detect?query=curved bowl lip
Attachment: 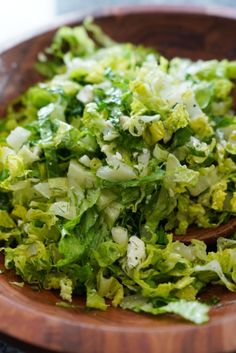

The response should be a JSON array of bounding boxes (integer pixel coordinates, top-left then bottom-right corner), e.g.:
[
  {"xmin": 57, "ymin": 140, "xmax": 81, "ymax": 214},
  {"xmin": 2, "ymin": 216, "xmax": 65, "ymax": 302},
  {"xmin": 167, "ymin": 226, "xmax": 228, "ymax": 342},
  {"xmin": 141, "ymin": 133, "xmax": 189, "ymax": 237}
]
[
  {"xmin": 1, "ymin": 4, "xmax": 236, "ymax": 353},
  {"xmin": 1, "ymin": 4, "xmax": 236, "ymax": 54},
  {"xmin": 0, "ymin": 280, "xmax": 236, "ymax": 353}
]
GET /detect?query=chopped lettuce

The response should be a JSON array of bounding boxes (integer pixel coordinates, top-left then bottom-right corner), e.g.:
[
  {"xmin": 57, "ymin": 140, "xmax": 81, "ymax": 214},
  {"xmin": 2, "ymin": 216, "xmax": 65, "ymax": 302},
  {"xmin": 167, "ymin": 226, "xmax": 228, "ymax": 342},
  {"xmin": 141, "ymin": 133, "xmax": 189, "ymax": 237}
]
[
  {"xmin": 121, "ymin": 296, "xmax": 209, "ymax": 324},
  {"xmin": 1, "ymin": 20, "xmax": 236, "ymax": 324}
]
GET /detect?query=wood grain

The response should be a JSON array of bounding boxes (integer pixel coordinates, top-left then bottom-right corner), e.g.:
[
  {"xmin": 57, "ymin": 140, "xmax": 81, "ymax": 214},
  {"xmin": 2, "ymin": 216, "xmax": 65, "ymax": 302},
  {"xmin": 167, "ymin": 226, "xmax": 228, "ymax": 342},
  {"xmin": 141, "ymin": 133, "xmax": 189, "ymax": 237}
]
[
  {"xmin": 1, "ymin": 260, "xmax": 236, "ymax": 353},
  {"xmin": 1, "ymin": 5, "xmax": 236, "ymax": 353},
  {"xmin": 174, "ymin": 218, "xmax": 236, "ymax": 244}
]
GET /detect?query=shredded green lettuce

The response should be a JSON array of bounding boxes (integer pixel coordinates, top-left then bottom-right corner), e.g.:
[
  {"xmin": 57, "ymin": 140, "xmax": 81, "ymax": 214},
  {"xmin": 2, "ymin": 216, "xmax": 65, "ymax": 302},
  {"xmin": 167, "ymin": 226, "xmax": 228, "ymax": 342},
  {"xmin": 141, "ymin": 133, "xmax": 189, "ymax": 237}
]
[{"xmin": 1, "ymin": 20, "xmax": 236, "ymax": 325}]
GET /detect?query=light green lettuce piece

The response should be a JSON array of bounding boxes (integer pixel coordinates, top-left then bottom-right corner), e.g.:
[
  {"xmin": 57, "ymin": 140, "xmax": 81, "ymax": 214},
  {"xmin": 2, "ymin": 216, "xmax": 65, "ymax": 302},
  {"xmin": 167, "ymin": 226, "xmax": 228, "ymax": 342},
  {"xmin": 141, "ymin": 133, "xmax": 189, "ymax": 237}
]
[
  {"xmin": 93, "ymin": 240, "xmax": 125, "ymax": 267},
  {"xmin": 217, "ymin": 237, "xmax": 236, "ymax": 250},
  {"xmin": 111, "ymin": 226, "xmax": 128, "ymax": 246},
  {"xmin": 96, "ymin": 149, "xmax": 137, "ymax": 182},
  {"xmin": 49, "ymin": 201, "xmax": 76, "ymax": 220},
  {"xmin": 84, "ymin": 17, "xmax": 116, "ymax": 48},
  {"xmin": 189, "ymin": 114, "xmax": 213, "ymax": 138},
  {"xmin": 34, "ymin": 182, "xmax": 51, "ymax": 199},
  {"xmin": 173, "ymin": 239, "xmax": 207, "ymax": 262},
  {"xmin": 189, "ymin": 165, "xmax": 218, "ymax": 197},
  {"xmin": 121, "ymin": 296, "xmax": 209, "ymax": 324},
  {"xmin": 4, "ymin": 240, "xmax": 52, "ymax": 282},
  {"xmin": 186, "ymin": 137, "xmax": 216, "ymax": 165},
  {"xmin": 102, "ymin": 201, "xmax": 122, "ymax": 228},
  {"xmin": 5, "ymin": 154, "xmax": 25, "ymax": 179},
  {"xmin": 43, "ymin": 274, "xmax": 75, "ymax": 304},
  {"xmin": 82, "ymin": 102, "xmax": 106, "ymax": 136},
  {"xmin": 163, "ymin": 103, "xmax": 190, "ymax": 140},
  {"xmin": 59, "ymin": 277, "xmax": 73, "ymax": 302},
  {"xmin": 161, "ymin": 300, "xmax": 209, "ymax": 324},
  {"xmin": 51, "ymin": 25, "xmax": 96, "ymax": 58},
  {"xmin": 68, "ymin": 160, "xmax": 97, "ymax": 189},
  {"xmin": 195, "ymin": 259, "xmax": 236, "ymax": 291},
  {"xmin": 53, "ymin": 121, "xmax": 73, "ymax": 146},
  {"xmin": 67, "ymin": 56, "xmax": 104, "ymax": 83},
  {"xmin": 209, "ymin": 247, "xmax": 236, "ymax": 284},
  {"xmin": 48, "ymin": 177, "xmax": 68, "ymax": 196},
  {"xmin": 171, "ymin": 59, "xmax": 236, "ymax": 81},
  {"xmin": 6, "ymin": 127, "xmax": 31, "ymax": 152},
  {"xmin": 26, "ymin": 208, "xmax": 57, "ymax": 228},
  {"xmin": 97, "ymin": 270, "xmax": 124, "ymax": 306},
  {"xmin": 153, "ymin": 144, "xmax": 169, "ymax": 163},
  {"xmin": 18, "ymin": 145, "xmax": 40, "ymax": 165},
  {"xmin": 145, "ymin": 186, "xmax": 177, "ymax": 230},
  {"xmin": 211, "ymin": 180, "xmax": 227, "ymax": 211},
  {"xmin": 172, "ymin": 194, "xmax": 206, "ymax": 235},
  {"xmin": 230, "ymin": 192, "xmax": 236, "ymax": 212},
  {"xmin": 97, "ymin": 163, "xmax": 137, "ymax": 182},
  {"xmin": 226, "ymin": 130, "xmax": 236, "ymax": 155},
  {"xmin": 38, "ymin": 102, "xmax": 65, "ymax": 124},
  {"xmin": 57, "ymin": 234, "xmax": 85, "ymax": 267},
  {"xmin": 164, "ymin": 154, "xmax": 199, "ymax": 195},
  {"xmin": 130, "ymin": 59, "xmax": 181, "ymax": 115},
  {"xmin": 86, "ymin": 286, "xmax": 107, "ymax": 310},
  {"xmin": 0, "ymin": 211, "xmax": 16, "ymax": 228},
  {"xmin": 23, "ymin": 208, "xmax": 59, "ymax": 243},
  {"xmin": 123, "ymin": 114, "xmax": 161, "ymax": 137},
  {"xmin": 62, "ymin": 188, "xmax": 101, "ymax": 233},
  {"xmin": 194, "ymin": 81, "xmax": 214, "ymax": 109},
  {"xmin": 213, "ymin": 78, "xmax": 233, "ymax": 100},
  {"xmin": 0, "ymin": 229, "xmax": 21, "ymax": 241},
  {"xmin": 97, "ymin": 189, "xmax": 118, "ymax": 211}
]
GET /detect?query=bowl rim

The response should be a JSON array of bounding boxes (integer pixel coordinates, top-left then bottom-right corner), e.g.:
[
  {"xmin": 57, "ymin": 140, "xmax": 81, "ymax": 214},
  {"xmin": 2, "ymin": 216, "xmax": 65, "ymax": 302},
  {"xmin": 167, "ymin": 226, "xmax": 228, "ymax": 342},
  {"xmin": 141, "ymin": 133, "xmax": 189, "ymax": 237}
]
[
  {"xmin": 1, "ymin": 4, "xmax": 236, "ymax": 53},
  {"xmin": 1, "ymin": 4, "xmax": 236, "ymax": 353}
]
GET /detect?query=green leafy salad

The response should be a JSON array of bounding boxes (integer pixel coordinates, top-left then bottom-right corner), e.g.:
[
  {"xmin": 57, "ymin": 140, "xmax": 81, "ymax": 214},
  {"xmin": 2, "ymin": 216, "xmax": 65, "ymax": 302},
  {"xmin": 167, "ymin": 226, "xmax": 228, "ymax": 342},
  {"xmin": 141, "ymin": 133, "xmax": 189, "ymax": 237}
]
[{"xmin": 1, "ymin": 19, "xmax": 236, "ymax": 324}]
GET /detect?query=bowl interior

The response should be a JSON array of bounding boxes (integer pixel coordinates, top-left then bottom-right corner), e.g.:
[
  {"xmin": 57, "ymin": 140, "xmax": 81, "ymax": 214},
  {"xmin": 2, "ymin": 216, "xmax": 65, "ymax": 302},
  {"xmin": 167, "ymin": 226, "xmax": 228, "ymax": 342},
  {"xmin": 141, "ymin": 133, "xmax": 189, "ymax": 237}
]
[{"xmin": 1, "ymin": 6, "xmax": 236, "ymax": 353}]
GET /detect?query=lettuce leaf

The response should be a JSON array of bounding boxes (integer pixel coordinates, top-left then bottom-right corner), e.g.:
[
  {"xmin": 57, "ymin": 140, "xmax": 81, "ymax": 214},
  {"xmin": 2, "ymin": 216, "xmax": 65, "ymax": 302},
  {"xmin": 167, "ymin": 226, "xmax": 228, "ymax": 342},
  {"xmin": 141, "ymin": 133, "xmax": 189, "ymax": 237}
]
[
  {"xmin": 121, "ymin": 296, "xmax": 209, "ymax": 324},
  {"xmin": 1, "ymin": 20, "xmax": 236, "ymax": 325}
]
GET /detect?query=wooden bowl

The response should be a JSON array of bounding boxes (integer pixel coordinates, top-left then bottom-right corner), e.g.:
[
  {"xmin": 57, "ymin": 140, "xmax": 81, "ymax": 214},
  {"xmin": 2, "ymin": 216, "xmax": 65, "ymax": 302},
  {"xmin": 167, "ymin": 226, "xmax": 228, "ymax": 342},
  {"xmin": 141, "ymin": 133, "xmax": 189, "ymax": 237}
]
[{"xmin": 1, "ymin": 5, "xmax": 236, "ymax": 353}]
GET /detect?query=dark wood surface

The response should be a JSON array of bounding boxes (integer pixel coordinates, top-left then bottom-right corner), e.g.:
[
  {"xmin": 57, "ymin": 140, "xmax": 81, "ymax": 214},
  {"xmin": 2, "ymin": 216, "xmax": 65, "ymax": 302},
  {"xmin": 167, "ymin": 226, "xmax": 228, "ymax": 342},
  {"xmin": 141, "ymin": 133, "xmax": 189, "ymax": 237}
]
[
  {"xmin": 1, "ymin": 260, "xmax": 236, "ymax": 353},
  {"xmin": 1, "ymin": 5, "xmax": 236, "ymax": 353},
  {"xmin": 174, "ymin": 218, "xmax": 236, "ymax": 244}
]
